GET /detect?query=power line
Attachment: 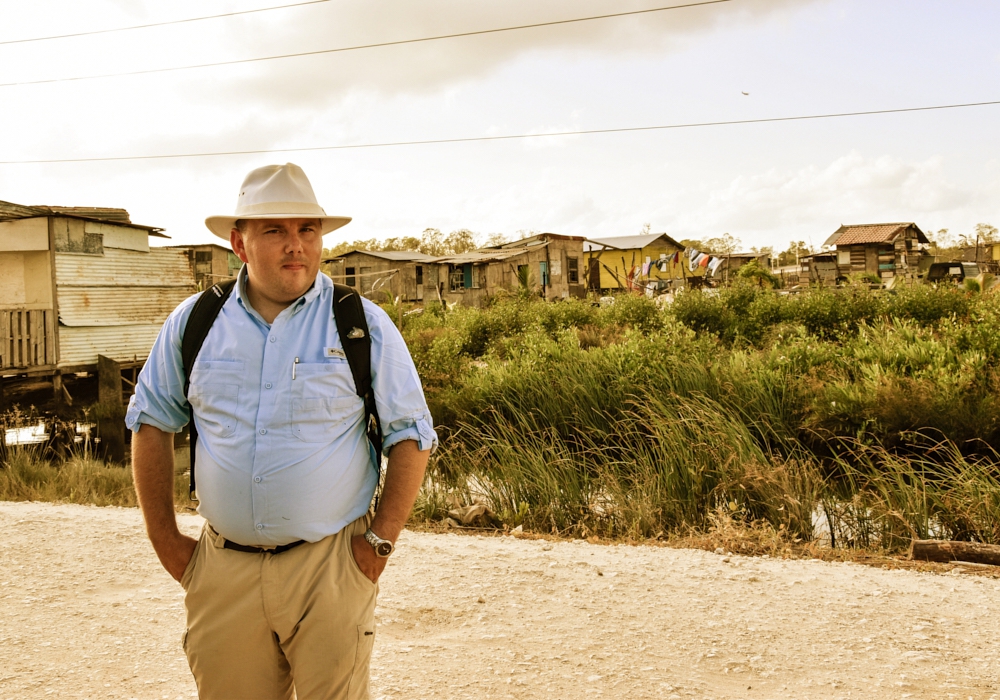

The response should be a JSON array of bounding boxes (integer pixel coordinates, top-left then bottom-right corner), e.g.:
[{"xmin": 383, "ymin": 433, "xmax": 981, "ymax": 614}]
[
  {"xmin": 0, "ymin": 1, "xmax": 330, "ymax": 46},
  {"xmin": 0, "ymin": 0, "xmax": 731, "ymax": 88},
  {"xmin": 2, "ymin": 99, "xmax": 997, "ymax": 165}
]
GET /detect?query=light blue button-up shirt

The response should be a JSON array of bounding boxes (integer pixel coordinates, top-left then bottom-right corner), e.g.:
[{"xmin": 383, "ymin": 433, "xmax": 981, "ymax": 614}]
[{"xmin": 126, "ymin": 267, "xmax": 438, "ymax": 547}]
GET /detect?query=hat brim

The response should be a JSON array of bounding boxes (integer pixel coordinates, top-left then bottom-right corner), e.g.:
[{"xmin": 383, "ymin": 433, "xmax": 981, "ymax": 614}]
[{"xmin": 205, "ymin": 214, "xmax": 352, "ymax": 240}]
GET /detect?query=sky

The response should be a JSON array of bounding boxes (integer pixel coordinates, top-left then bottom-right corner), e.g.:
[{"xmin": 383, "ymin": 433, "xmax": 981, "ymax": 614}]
[{"xmin": 0, "ymin": 0, "xmax": 998, "ymax": 253}]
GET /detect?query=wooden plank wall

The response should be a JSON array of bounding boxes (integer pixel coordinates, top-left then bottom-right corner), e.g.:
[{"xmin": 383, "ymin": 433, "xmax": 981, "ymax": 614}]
[{"xmin": 0, "ymin": 309, "xmax": 56, "ymax": 370}]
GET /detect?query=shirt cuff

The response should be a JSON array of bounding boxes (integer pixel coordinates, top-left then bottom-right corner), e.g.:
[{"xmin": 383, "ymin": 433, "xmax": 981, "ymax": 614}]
[
  {"xmin": 382, "ymin": 416, "xmax": 438, "ymax": 455},
  {"xmin": 125, "ymin": 408, "xmax": 181, "ymax": 435}
]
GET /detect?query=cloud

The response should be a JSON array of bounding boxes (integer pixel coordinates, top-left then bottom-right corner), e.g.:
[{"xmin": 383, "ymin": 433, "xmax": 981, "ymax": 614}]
[
  {"xmin": 663, "ymin": 151, "xmax": 989, "ymax": 247},
  {"xmin": 193, "ymin": 0, "xmax": 825, "ymax": 106}
]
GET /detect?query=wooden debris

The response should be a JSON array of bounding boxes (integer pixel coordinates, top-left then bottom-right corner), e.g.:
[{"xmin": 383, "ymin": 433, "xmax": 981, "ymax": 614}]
[{"xmin": 910, "ymin": 539, "xmax": 1000, "ymax": 567}]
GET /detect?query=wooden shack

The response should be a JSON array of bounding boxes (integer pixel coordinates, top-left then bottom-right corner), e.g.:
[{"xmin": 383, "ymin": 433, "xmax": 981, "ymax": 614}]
[
  {"xmin": 166, "ymin": 243, "xmax": 241, "ymax": 290},
  {"xmin": 326, "ymin": 233, "xmax": 586, "ymax": 308},
  {"xmin": 583, "ymin": 233, "xmax": 689, "ymax": 292},
  {"xmin": 823, "ymin": 223, "xmax": 929, "ymax": 283},
  {"xmin": 0, "ymin": 200, "xmax": 196, "ymax": 393},
  {"xmin": 486, "ymin": 233, "xmax": 587, "ymax": 302},
  {"xmin": 324, "ymin": 250, "xmax": 439, "ymax": 303}
]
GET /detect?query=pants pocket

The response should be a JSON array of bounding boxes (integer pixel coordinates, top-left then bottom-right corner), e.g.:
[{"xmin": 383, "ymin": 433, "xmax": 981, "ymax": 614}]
[
  {"xmin": 346, "ymin": 624, "xmax": 375, "ymax": 699},
  {"xmin": 180, "ymin": 532, "xmax": 204, "ymax": 592}
]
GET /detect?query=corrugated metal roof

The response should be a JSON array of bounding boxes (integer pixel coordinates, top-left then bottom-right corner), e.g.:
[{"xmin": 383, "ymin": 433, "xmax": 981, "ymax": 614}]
[
  {"xmin": 57, "ymin": 325, "xmax": 163, "ymax": 368},
  {"xmin": 57, "ymin": 286, "xmax": 195, "ymax": 327},
  {"xmin": 436, "ymin": 246, "xmax": 541, "ymax": 264},
  {"xmin": 584, "ymin": 233, "xmax": 684, "ymax": 252},
  {"xmin": 495, "ymin": 232, "xmax": 585, "ymax": 249},
  {"xmin": 824, "ymin": 223, "xmax": 929, "ymax": 247},
  {"xmin": 328, "ymin": 249, "xmax": 439, "ymax": 263},
  {"xmin": 55, "ymin": 248, "xmax": 195, "ymax": 287},
  {"xmin": 0, "ymin": 199, "xmax": 167, "ymax": 236}
]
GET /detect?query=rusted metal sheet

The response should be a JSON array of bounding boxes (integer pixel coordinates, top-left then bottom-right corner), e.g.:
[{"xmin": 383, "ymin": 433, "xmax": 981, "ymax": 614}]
[
  {"xmin": 57, "ymin": 325, "xmax": 162, "ymax": 368},
  {"xmin": 57, "ymin": 286, "xmax": 192, "ymax": 327},
  {"xmin": 55, "ymin": 248, "xmax": 194, "ymax": 287},
  {"xmin": 0, "ymin": 308, "xmax": 56, "ymax": 370}
]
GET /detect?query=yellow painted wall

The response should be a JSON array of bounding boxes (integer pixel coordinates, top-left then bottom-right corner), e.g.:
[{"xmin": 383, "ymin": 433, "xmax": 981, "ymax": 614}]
[{"xmin": 587, "ymin": 241, "xmax": 704, "ymax": 290}]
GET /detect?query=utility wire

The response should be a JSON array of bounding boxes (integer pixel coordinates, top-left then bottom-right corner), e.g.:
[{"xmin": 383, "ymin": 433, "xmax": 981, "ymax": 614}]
[
  {"xmin": 0, "ymin": 0, "xmax": 330, "ymax": 46},
  {"xmin": 2, "ymin": 99, "xmax": 997, "ymax": 165},
  {"xmin": 0, "ymin": 0, "xmax": 731, "ymax": 88}
]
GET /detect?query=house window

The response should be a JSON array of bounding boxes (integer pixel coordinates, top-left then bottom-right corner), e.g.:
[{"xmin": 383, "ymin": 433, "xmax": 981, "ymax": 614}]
[
  {"xmin": 345, "ymin": 266, "xmax": 356, "ymax": 287},
  {"xmin": 837, "ymin": 250, "xmax": 850, "ymax": 266},
  {"xmin": 464, "ymin": 264, "xmax": 474, "ymax": 289},
  {"xmin": 415, "ymin": 265, "xmax": 423, "ymax": 285},
  {"xmin": 449, "ymin": 265, "xmax": 465, "ymax": 291},
  {"xmin": 540, "ymin": 261, "xmax": 549, "ymax": 287},
  {"xmin": 567, "ymin": 257, "xmax": 579, "ymax": 284}
]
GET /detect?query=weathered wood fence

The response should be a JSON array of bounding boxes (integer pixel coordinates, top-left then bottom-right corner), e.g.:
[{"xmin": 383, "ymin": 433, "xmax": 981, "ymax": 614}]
[{"xmin": 0, "ymin": 309, "xmax": 56, "ymax": 371}]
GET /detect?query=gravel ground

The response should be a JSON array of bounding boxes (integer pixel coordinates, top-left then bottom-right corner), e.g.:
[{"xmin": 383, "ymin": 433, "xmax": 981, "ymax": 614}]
[{"xmin": 1, "ymin": 501, "xmax": 998, "ymax": 699}]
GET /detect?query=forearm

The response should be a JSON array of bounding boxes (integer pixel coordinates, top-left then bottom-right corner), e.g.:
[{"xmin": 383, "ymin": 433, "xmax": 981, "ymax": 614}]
[
  {"xmin": 132, "ymin": 423, "xmax": 196, "ymax": 582},
  {"xmin": 132, "ymin": 423, "xmax": 181, "ymax": 540},
  {"xmin": 370, "ymin": 439, "xmax": 430, "ymax": 543}
]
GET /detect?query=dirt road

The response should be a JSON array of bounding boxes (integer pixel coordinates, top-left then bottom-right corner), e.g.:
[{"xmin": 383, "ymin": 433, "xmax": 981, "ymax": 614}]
[{"xmin": 1, "ymin": 502, "xmax": 998, "ymax": 699}]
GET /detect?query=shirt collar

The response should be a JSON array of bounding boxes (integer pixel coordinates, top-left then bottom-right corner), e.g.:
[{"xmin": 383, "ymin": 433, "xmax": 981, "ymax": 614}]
[{"xmin": 235, "ymin": 266, "xmax": 330, "ymax": 325}]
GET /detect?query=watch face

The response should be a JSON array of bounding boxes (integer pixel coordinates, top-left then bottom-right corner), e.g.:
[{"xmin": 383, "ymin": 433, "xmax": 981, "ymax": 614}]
[{"xmin": 375, "ymin": 541, "xmax": 393, "ymax": 557}]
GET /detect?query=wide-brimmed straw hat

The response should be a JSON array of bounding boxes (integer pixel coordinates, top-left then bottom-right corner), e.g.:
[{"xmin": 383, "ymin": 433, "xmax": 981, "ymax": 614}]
[{"xmin": 205, "ymin": 163, "xmax": 351, "ymax": 239}]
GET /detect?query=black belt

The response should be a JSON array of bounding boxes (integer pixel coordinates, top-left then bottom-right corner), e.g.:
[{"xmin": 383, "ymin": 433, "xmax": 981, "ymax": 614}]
[{"xmin": 223, "ymin": 539, "xmax": 306, "ymax": 555}]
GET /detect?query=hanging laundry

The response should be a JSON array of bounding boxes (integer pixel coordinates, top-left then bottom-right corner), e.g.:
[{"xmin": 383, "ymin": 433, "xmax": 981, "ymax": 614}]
[
  {"xmin": 673, "ymin": 251, "xmax": 681, "ymax": 265},
  {"xmin": 641, "ymin": 261, "xmax": 651, "ymax": 276},
  {"xmin": 708, "ymin": 257, "xmax": 724, "ymax": 275},
  {"xmin": 698, "ymin": 254, "xmax": 710, "ymax": 268},
  {"xmin": 688, "ymin": 249, "xmax": 702, "ymax": 272}
]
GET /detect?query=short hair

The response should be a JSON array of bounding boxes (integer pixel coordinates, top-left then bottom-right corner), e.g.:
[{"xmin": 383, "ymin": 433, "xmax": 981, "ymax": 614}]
[{"xmin": 234, "ymin": 219, "xmax": 249, "ymax": 233}]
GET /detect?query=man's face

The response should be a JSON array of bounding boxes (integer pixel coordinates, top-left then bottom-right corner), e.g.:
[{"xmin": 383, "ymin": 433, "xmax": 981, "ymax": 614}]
[{"xmin": 230, "ymin": 218, "xmax": 323, "ymax": 305}]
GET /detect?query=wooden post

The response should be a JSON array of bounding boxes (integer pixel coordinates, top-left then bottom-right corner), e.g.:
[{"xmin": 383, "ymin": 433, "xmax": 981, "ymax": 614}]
[
  {"xmin": 96, "ymin": 355, "xmax": 125, "ymax": 464},
  {"xmin": 98, "ymin": 354, "xmax": 123, "ymax": 405}
]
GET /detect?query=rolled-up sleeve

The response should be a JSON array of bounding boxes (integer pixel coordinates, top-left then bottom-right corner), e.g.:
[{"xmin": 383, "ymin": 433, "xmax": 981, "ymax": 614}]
[
  {"xmin": 125, "ymin": 295, "xmax": 199, "ymax": 434},
  {"xmin": 365, "ymin": 301, "xmax": 439, "ymax": 454}
]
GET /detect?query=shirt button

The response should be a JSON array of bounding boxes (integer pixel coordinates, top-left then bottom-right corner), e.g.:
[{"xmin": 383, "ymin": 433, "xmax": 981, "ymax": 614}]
[
  {"xmin": 253, "ymin": 476, "xmax": 261, "ymax": 483},
  {"xmin": 264, "ymin": 382, "xmax": 272, "ymax": 389},
  {"xmin": 255, "ymin": 524, "xmax": 263, "ymax": 530},
  {"xmin": 259, "ymin": 428, "xmax": 267, "ymax": 435},
  {"xmin": 269, "ymin": 335, "xmax": 276, "ymax": 343}
]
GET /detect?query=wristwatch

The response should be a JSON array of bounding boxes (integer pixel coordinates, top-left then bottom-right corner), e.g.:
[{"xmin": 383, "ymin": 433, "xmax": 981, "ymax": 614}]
[{"xmin": 363, "ymin": 528, "xmax": 394, "ymax": 558}]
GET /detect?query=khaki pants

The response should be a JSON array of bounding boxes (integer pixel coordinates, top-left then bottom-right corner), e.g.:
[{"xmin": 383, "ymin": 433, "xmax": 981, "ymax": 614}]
[{"xmin": 180, "ymin": 513, "xmax": 378, "ymax": 700}]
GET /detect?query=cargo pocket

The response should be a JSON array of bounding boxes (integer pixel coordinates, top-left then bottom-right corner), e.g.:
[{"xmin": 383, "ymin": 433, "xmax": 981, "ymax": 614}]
[
  {"xmin": 346, "ymin": 625, "xmax": 375, "ymax": 699},
  {"xmin": 290, "ymin": 362, "xmax": 364, "ymax": 443},
  {"xmin": 188, "ymin": 360, "xmax": 244, "ymax": 439}
]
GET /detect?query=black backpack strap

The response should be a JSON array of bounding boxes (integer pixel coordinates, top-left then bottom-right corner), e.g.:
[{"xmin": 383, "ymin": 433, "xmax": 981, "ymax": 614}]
[
  {"xmin": 332, "ymin": 284, "xmax": 384, "ymax": 498},
  {"xmin": 181, "ymin": 279, "xmax": 237, "ymax": 499}
]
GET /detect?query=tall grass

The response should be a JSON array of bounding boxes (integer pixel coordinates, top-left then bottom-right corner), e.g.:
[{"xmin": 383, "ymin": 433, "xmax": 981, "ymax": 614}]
[
  {"xmin": 405, "ymin": 284, "xmax": 1000, "ymax": 551},
  {"xmin": 0, "ymin": 440, "xmax": 194, "ymax": 510}
]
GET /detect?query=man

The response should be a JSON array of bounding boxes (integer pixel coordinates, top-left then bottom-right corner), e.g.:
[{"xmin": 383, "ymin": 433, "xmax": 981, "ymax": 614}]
[{"xmin": 126, "ymin": 163, "xmax": 437, "ymax": 699}]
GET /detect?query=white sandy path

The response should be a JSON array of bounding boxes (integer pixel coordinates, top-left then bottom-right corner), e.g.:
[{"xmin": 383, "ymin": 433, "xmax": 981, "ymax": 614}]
[{"xmin": 0, "ymin": 502, "xmax": 998, "ymax": 700}]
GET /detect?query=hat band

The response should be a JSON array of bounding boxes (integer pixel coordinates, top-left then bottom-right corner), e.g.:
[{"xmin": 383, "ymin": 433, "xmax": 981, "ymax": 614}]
[{"xmin": 235, "ymin": 201, "xmax": 327, "ymax": 217}]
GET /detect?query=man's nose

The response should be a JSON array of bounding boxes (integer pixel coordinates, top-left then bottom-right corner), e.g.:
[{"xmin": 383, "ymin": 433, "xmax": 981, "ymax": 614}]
[{"xmin": 285, "ymin": 231, "xmax": 305, "ymax": 253}]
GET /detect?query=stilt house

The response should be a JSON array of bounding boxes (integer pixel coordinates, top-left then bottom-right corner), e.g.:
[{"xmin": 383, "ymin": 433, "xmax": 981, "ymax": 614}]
[{"xmin": 0, "ymin": 201, "xmax": 196, "ymax": 384}]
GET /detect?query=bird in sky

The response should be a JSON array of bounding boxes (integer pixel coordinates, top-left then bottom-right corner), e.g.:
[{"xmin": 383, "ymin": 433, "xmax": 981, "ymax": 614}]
[{"xmin": 742, "ymin": 91, "xmax": 750, "ymax": 96}]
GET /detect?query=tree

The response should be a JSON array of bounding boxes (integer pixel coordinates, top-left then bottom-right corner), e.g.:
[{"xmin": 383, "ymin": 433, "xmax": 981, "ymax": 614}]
[
  {"xmin": 443, "ymin": 229, "xmax": 478, "ymax": 254},
  {"xmin": 776, "ymin": 241, "xmax": 810, "ymax": 268},
  {"xmin": 703, "ymin": 233, "xmax": 741, "ymax": 255},
  {"xmin": 976, "ymin": 223, "xmax": 998, "ymax": 244},
  {"xmin": 484, "ymin": 232, "xmax": 510, "ymax": 247}
]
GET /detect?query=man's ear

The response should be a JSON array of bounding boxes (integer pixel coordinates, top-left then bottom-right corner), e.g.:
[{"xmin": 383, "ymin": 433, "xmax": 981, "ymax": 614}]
[{"xmin": 231, "ymin": 227, "xmax": 250, "ymax": 264}]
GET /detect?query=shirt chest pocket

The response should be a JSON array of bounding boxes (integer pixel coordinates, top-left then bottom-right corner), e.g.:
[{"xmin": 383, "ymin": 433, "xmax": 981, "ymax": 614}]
[
  {"xmin": 188, "ymin": 360, "xmax": 244, "ymax": 439},
  {"xmin": 291, "ymin": 361, "xmax": 364, "ymax": 443}
]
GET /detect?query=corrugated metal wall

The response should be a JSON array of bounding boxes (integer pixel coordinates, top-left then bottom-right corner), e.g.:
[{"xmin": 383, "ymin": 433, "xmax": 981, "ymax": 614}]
[{"xmin": 55, "ymin": 246, "xmax": 196, "ymax": 367}]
